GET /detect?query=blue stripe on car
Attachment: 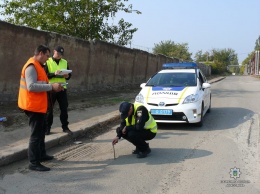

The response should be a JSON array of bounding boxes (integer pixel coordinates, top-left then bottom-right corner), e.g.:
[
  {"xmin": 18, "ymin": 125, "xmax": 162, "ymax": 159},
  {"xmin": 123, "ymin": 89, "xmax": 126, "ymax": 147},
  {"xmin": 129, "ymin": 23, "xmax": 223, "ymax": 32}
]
[{"xmin": 152, "ymin": 86, "xmax": 185, "ymax": 91}]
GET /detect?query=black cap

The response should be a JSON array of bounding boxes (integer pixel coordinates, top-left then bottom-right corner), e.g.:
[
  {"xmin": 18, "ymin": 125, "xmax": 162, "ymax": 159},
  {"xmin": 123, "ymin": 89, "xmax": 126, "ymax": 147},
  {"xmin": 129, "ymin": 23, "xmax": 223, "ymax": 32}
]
[
  {"xmin": 54, "ymin": 46, "xmax": 64, "ymax": 55},
  {"xmin": 119, "ymin": 102, "xmax": 131, "ymax": 120}
]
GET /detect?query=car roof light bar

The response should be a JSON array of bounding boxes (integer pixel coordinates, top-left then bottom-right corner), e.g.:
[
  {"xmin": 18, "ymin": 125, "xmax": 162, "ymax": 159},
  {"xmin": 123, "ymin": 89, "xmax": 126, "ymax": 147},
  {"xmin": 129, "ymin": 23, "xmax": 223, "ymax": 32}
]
[{"xmin": 162, "ymin": 62, "xmax": 198, "ymax": 69}]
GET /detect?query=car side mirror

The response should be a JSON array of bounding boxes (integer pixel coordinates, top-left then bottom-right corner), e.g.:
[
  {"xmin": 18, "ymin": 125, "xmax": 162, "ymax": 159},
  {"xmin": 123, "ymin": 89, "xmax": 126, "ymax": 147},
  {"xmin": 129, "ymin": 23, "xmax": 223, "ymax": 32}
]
[
  {"xmin": 140, "ymin": 83, "xmax": 146, "ymax": 88},
  {"xmin": 202, "ymin": 83, "xmax": 211, "ymax": 89}
]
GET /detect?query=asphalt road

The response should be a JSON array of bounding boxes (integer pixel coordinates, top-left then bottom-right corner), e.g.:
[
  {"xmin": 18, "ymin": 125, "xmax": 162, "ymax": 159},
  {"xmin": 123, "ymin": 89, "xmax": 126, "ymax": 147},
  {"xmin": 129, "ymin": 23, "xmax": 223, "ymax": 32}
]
[{"xmin": 1, "ymin": 75, "xmax": 260, "ymax": 194}]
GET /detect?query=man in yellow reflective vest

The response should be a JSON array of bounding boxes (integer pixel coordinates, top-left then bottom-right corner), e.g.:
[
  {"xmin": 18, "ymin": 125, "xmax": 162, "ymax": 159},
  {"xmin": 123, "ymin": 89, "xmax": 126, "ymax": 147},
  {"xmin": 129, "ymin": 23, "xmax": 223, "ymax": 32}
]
[
  {"xmin": 44, "ymin": 46, "xmax": 73, "ymax": 135},
  {"xmin": 112, "ymin": 102, "xmax": 157, "ymax": 158}
]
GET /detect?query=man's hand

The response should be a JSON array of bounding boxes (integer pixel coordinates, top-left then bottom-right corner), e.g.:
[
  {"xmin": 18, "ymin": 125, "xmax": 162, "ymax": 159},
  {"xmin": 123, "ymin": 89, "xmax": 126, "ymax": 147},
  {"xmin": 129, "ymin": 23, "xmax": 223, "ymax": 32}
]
[
  {"xmin": 122, "ymin": 127, "xmax": 127, "ymax": 135},
  {"xmin": 51, "ymin": 83, "xmax": 63, "ymax": 92},
  {"xmin": 112, "ymin": 137, "xmax": 119, "ymax": 145},
  {"xmin": 54, "ymin": 70, "xmax": 61, "ymax": 75},
  {"xmin": 63, "ymin": 74, "xmax": 69, "ymax": 78}
]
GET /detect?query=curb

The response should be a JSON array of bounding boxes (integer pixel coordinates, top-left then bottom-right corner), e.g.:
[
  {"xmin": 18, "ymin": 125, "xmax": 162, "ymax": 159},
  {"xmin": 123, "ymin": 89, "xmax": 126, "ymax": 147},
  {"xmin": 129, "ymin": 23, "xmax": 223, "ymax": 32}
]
[
  {"xmin": 208, "ymin": 76, "xmax": 225, "ymax": 84},
  {"xmin": 0, "ymin": 110, "xmax": 120, "ymax": 167}
]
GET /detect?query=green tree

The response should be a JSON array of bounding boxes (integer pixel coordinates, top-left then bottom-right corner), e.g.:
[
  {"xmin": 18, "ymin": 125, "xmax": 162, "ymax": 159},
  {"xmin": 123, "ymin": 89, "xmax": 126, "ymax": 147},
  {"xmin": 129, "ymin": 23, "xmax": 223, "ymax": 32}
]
[
  {"xmin": 152, "ymin": 40, "xmax": 192, "ymax": 61},
  {"xmin": 212, "ymin": 48, "xmax": 238, "ymax": 73},
  {"xmin": 255, "ymin": 35, "xmax": 260, "ymax": 50},
  {"xmin": 0, "ymin": 0, "xmax": 141, "ymax": 46},
  {"xmin": 194, "ymin": 50, "xmax": 211, "ymax": 62},
  {"xmin": 194, "ymin": 48, "xmax": 238, "ymax": 74},
  {"xmin": 213, "ymin": 48, "xmax": 238, "ymax": 64}
]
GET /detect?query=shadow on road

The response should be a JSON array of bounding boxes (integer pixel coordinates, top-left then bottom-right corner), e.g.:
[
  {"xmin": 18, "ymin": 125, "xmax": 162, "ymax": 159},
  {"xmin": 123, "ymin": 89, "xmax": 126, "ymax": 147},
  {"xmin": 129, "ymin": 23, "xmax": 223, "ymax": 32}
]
[
  {"xmin": 157, "ymin": 107, "xmax": 255, "ymax": 131},
  {"xmin": 113, "ymin": 147, "xmax": 212, "ymax": 166}
]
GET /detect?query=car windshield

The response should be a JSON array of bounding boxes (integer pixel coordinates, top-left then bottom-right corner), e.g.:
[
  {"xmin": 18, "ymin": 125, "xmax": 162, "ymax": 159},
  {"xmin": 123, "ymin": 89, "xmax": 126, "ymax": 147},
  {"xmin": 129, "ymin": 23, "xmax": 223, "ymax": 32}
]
[{"xmin": 146, "ymin": 72, "xmax": 197, "ymax": 87}]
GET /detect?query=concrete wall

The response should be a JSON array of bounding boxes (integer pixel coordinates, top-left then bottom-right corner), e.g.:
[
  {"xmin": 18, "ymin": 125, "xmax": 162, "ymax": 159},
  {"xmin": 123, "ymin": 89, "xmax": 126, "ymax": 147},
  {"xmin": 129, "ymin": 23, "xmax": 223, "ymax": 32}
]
[{"xmin": 0, "ymin": 21, "xmax": 210, "ymax": 102}]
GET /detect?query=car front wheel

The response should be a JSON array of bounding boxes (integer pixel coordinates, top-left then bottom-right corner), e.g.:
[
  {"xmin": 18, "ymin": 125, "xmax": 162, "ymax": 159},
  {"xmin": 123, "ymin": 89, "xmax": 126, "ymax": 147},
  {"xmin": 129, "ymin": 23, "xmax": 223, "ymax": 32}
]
[
  {"xmin": 195, "ymin": 104, "xmax": 204, "ymax": 127},
  {"xmin": 207, "ymin": 96, "xmax": 211, "ymax": 113}
]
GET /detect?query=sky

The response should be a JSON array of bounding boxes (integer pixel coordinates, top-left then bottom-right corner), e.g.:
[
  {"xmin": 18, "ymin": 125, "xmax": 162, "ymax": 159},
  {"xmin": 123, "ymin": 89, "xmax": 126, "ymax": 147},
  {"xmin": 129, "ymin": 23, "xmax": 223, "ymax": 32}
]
[
  {"xmin": 111, "ymin": 0, "xmax": 260, "ymax": 64},
  {"xmin": 0, "ymin": 0, "xmax": 259, "ymax": 64}
]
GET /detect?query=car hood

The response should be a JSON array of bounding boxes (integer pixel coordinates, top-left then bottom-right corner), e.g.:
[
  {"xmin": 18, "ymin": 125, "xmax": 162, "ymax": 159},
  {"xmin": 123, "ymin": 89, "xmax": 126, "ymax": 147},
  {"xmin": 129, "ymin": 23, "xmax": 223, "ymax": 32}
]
[{"xmin": 140, "ymin": 86, "xmax": 198, "ymax": 104}]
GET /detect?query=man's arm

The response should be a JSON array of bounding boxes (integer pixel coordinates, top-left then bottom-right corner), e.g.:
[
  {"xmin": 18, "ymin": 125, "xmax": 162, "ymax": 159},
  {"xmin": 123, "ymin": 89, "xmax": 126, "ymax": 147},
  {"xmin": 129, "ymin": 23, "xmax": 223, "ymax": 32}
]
[
  {"xmin": 43, "ymin": 63, "xmax": 57, "ymax": 79},
  {"xmin": 25, "ymin": 64, "xmax": 52, "ymax": 92},
  {"xmin": 116, "ymin": 120, "xmax": 126, "ymax": 138},
  {"xmin": 112, "ymin": 120, "xmax": 126, "ymax": 145}
]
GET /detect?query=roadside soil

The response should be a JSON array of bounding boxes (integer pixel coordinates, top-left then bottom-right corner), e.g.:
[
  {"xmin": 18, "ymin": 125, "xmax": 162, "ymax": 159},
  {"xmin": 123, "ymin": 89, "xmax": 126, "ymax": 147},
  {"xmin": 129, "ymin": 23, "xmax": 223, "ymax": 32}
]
[
  {"xmin": 0, "ymin": 88, "xmax": 139, "ymax": 130},
  {"xmin": 0, "ymin": 88, "xmax": 140, "ymax": 146}
]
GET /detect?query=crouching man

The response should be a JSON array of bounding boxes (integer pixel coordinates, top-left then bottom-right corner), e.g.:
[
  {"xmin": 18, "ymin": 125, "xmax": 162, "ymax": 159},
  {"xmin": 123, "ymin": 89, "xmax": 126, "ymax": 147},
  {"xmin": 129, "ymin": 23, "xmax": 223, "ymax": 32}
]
[{"xmin": 112, "ymin": 102, "xmax": 157, "ymax": 158}]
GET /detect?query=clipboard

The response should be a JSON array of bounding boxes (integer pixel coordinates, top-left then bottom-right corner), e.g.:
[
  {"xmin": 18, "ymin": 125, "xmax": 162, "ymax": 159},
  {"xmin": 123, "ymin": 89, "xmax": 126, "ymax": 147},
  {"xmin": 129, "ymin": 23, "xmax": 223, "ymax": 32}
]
[{"xmin": 58, "ymin": 70, "xmax": 72, "ymax": 75}]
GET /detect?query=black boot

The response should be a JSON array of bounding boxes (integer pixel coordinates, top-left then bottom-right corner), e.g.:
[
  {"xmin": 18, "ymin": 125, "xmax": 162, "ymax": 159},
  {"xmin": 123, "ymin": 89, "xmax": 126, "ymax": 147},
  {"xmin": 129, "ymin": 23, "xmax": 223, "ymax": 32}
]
[
  {"xmin": 62, "ymin": 127, "xmax": 73, "ymax": 135},
  {"xmin": 132, "ymin": 147, "xmax": 139, "ymax": 154},
  {"xmin": 146, "ymin": 143, "xmax": 151, "ymax": 154},
  {"xmin": 40, "ymin": 154, "xmax": 54, "ymax": 162},
  {"xmin": 136, "ymin": 143, "xmax": 151, "ymax": 158},
  {"xmin": 137, "ymin": 151, "xmax": 148, "ymax": 158},
  {"xmin": 45, "ymin": 128, "xmax": 50, "ymax": 135},
  {"xmin": 29, "ymin": 162, "xmax": 50, "ymax": 171}
]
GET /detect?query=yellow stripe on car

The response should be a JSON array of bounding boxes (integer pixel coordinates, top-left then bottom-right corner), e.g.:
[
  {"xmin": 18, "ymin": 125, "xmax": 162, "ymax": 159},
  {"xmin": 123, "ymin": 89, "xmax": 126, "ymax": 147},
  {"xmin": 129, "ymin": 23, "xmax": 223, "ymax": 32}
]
[
  {"xmin": 178, "ymin": 87, "xmax": 189, "ymax": 103},
  {"xmin": 146, "ymin": 87, "xmax": 152, "ymax": 103}
]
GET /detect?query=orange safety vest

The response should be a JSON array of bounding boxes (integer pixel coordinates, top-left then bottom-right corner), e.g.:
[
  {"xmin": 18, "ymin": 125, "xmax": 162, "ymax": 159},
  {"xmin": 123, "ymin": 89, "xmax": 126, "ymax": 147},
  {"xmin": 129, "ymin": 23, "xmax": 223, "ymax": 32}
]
[{"xmin": 18, "ymin": 57, "xmax": 49, "ymax": 113}]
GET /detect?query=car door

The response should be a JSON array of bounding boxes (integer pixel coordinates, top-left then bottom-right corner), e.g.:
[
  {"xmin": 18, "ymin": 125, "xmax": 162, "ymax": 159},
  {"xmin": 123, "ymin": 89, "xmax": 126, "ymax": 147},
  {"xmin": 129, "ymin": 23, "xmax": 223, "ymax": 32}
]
[{"xmin": 198, "ymin": 70, "xmax": 210, "ymax": 111}]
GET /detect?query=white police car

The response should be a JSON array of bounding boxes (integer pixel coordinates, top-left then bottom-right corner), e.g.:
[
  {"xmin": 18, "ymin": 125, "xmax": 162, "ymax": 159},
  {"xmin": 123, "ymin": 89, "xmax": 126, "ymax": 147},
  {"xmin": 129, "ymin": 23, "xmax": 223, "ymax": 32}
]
[{"xmin": 135, "ymin": 62, "xmax": 211, "ymax": 127}]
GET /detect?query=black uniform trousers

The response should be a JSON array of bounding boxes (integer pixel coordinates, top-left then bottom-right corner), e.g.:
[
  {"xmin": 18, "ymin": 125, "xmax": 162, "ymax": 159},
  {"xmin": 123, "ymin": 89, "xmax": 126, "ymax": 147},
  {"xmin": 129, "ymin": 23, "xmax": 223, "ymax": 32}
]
[
  {"xmin": 25, "ymin": 111, "xmax": 46, "ymax": 164},
  {"xmin": 46, "ymin": 89, "xmax": 69, "ymax": 131},
  {"xmin": 122, "ymin": 129, "xmax": 156, "ymax": 152}
]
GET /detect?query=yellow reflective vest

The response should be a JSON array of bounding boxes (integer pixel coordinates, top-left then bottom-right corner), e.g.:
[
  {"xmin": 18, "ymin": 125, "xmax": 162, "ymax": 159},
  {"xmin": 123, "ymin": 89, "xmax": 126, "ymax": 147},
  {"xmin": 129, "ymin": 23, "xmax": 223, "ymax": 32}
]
[
  {"xmin": 46, "ymin": 57, "xmax": 68, "ymax": 89},
  {"xmin": 125, "ymin": 103, "xmax": 157, "ymax": 133}
]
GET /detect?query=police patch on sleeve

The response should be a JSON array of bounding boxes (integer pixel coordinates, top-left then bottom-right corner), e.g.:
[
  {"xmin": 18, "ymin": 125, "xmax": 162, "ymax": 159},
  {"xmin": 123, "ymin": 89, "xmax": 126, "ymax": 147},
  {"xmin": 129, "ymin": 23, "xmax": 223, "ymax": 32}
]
[{"xmin": 137, "ymin": 110, "xmax": 142, "ymax": 117}]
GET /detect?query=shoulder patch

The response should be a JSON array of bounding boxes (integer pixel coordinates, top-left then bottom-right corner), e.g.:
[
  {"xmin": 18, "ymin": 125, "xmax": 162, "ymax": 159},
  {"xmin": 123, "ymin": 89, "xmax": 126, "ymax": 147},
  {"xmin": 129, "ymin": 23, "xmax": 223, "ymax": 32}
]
[{"xmin": 137, "ymin": 110, "xmax": 142, "ymax": 117}]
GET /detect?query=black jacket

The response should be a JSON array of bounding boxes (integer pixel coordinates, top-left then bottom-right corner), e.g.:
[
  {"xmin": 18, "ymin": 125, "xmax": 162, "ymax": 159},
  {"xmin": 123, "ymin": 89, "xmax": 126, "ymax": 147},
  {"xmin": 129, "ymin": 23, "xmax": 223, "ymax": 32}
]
[{"xmin": 116, "ymin": 104, "xmax": 149, "ymax": 138}]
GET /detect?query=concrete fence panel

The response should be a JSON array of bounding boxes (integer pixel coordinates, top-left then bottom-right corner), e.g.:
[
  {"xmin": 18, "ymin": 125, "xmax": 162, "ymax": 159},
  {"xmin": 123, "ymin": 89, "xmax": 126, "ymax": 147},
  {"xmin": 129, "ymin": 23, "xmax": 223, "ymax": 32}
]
[{"xmin": 0, "ymin": 21, "xmax": 210, "ymax": 102}]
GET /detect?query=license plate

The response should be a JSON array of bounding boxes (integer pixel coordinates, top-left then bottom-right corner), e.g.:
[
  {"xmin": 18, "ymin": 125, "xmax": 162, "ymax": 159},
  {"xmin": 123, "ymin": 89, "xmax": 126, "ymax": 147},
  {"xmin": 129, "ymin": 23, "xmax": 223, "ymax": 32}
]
[{"xmin": 150, "ymin": 109, "xmax": 172, "ymax": 115}]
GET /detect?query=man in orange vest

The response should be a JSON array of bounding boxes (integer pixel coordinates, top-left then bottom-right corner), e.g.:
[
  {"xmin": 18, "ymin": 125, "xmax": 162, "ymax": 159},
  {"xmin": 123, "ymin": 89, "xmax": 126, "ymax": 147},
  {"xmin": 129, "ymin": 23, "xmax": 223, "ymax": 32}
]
[{"xmin": 18, "ymin": 45, "xmax": 63, "ymax": 171}]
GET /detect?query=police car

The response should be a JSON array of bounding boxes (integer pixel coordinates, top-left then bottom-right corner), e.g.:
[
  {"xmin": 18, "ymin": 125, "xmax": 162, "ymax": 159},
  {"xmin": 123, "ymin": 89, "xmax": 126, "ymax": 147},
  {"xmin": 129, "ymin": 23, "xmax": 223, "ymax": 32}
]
[{"xmin": 135, "ymin": 62, "xmax": 211, "ymax": 127}]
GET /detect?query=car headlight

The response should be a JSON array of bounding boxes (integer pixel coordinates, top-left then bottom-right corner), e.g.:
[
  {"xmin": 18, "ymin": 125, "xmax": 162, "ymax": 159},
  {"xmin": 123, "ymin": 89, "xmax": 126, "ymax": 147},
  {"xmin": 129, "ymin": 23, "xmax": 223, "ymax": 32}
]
[
  {"xmin": 135, "ymin": 93, "xmax": 144, "ymax": 104},
  {"xmin": 183, "ymin": 94, "xmax": 199, "ymax": 104}
]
